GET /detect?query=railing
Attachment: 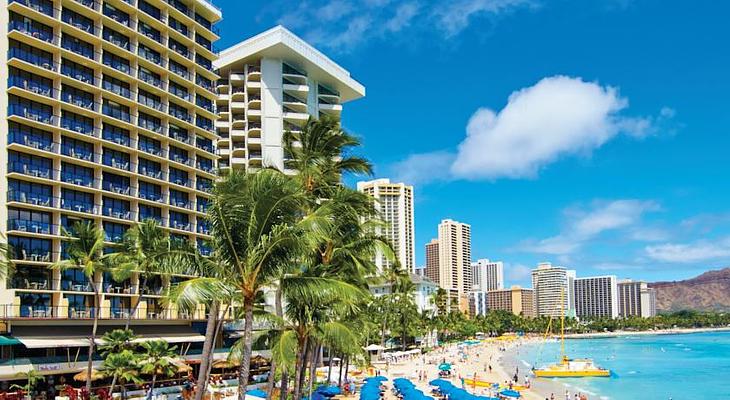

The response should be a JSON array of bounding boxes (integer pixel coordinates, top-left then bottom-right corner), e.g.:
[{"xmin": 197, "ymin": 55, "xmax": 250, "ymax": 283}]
[
  {"xmin": 9, "ymin": 133, "xmax": 56, "ymax": 152},
  {"xmin": 61, "ymin": 145, "xmax": 95, "ymax": 161},
  {"xmin": 7, "ymin": 219, "xmax": 56, "ymax": 235},
  {"xmin": 8, "ymin": 19, "xmax": 55, "ymax": 43},
  {"xmin": 9, "ymin": 0, "xmax": 55, "ymax": 17},
  {"xmin": 8, "ymin": 161, "xmax": 53, "ymax": 179},
  {"xmin": 61, "ymin": 198, "xmax": 98, "ymax": 214},
  {"xmin": 7, "ymin": 191, "xmax": 54, "ymax": 207},
  {"xmin": 9, "ymin": 250, "xmax": 53, "ymax": 263},
  {"xmin": 0, "ymin": 305, "xmax": 208, "ymax": 320}
]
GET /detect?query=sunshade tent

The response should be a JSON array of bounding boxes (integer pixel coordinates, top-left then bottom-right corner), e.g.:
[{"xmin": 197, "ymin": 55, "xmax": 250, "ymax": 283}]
[
  {"xmin": 363, "ymin": 344, "xmax": 385, "ymax": 351},
  {"xmin": 438, "ymin": 363, "xmax": 452, "ymax": 371}
]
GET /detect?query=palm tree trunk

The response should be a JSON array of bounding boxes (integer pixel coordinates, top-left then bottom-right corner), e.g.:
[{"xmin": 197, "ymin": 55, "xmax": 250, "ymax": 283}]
[
  {"xmin": 326, "ymin": 348, "xmax": 333, "ymax": 384},
  {"xmin": 337, "ymin": 354, "xmax": 343, "ymax": 387},
  {"xmin": 125, "ymin": 275, "xmax": 148, "ymax": 329},
  {"xmin": 274, "ymin": 288, "xmax": 289, "ymax": 400},
  {"xmin": 343, "ymin": 357, "xmax": 349, "ymax": 385},
  {"xmin": 266, "ymin": 358, "xmax": 277, "ymax": 399},
  {"xmin": 146, "ymin": 373, "xmax": 157, "ymax": 400},
  {"xmin": 292, "ymin": 336, "xmax": 308, "ymax": 400},
  {"xmin": 307, "ymin": 342, "xmax": 319, "ymax": 400},
  {"xmin": 237, "ymin": 299, "xmax": 255, "ymax": 400},
  {"xmin": 195, "ymin": 301, "xmax": 219, "ymax": 400},
  {"xmin": 109, "ymin": 375, "xmax": 118, "ymax": 398},
  {"xmin": 87, "ymin": 286, "xmax": 101, "ymax": 393}
]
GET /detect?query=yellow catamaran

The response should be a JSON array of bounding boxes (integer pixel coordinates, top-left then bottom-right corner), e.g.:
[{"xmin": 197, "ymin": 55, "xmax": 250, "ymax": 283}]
[{"xmin": 533, "ymin": 290, "xmax": 611, "ymax": 378}]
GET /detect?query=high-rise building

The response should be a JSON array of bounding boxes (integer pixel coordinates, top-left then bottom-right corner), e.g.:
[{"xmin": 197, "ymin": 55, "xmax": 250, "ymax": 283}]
[
  {"xmin": 469, "ymin": 291, "xmax": 489, "ymax": 316},
  {"xmin": 618, "ymin": 280, "xmax": 657, "ymax": 318},
  {"xmin": 472, "ymin": 259, "xmax": 504, "ymax": 292},
  {"xmin": 487, "ymin": 286, "xmax": 536, "ymax": 318},
  {"xmin": 437, "ymin": 219, "xmax": 472, "ymax": 313},
  {"xmin": 573, "ymin": 276, "xmax": 619, "ymax": 319},
  {"xmin": 424, "ymin": 239, "xmax": 440, "ymax": 283},
  {"xmin": 0, "ymin": 0, "xmax": 223, "ymax": 378},
  {"xmin": 531, "ymin": 263, "xmax": 575, "ymax": 317},
  {"xmin": 212, "ymin": 26, "xmax": 365, "ymax": 172},
  {"xmin": 357, "ymin": 179, "xmax": 415, "ymax": 273}
]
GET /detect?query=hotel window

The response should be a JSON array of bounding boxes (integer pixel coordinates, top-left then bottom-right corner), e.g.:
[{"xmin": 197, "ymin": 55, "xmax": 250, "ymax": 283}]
[
  {"xmin": 8, "ymin": 236, "xmax": 51, "ymax": 261},
  {"xmin": 61, "ymin": 189, "xmax": 95, "ymax": 213},
  {"xmin": 61, "ymin": 162, "xmax": 94, "ymax": 187},
  {"xmin": 62, "ymin": 8, "xmax": 94, "ymax": 34},
  {"xmin": 138, "ymin": 0, "xmax": 161, "ymax": 19},
  {"xmin": 17, "ymin": 0, "xmax": 53, "ymax": 16},
  {"xmin": 102, "ymin": 172, "xmax": 131, "ymax": 195},
  {"xmin": 196, "ymin": 95, "xmax": 214, "ymax": 112},
  {"xmin": 169, "ymin": 102, "xmax": 191, "ymax": 123},
  {"xmin": 169, "ymin": 124, "xmax": 190, "ymax": 144},
  {"xmin": 103, "ymin": 52, "xmax": 130, "ymax": 74},
  {"xmin": 169, "ymin": 167, "xmax": 189, "ymax": 187},
  {"xmin": 102, "ymin": 75, "xmax": 131, "ymax": 98},
  {"xmin": 62, "ymin": 58, "xmax": 94, "ymax": 84},
  {"xmin": 138, "ymin": 44, "xmax": 161, "ymax": 65},
  {"xmin": 9, "ymin": 12, "xmax": 54, "ymax": 42},
  {"xmin": 62, "ymin": 137, "xmax": 94, "ymax": 161},
  {"xmin": 8, "ymin": 94, "xmax": 53, "ymax": 124},
  {"xmin": 169, "ymin": 211, "xmax": 189, "ymax": 230},
  {"xmin": 195, "ymin": 33, "xmax": 212, "ymax": 51},
  {"xmin": 139, "ymin": 66, "xmax": 162, "ymax": 88},
  {"xmin": 9, "ymin": 39, "xmax": 54, "ymax": 70},
  {"xmin": 102, "ymin": 99, "xmax": 130, "ymax": 123},
  {"xmin": 169, "ymin": 59, "xmax": 189, "ymax": 80},
  {"xmin": 61, "ymin": 34, "xmax": 94, "ymax": 59},
  {"xmin": 103, "ymin": 3, "xmax": 130, "ymax": 27},
  {"xmin": 103, "ymin": 222, "xmax": 129, "ymax": 243},
  {"xmin": 194, "ymin": 13, "xmax": 212, "ymax": 30},
  {"xmin": 169, "ymin": 189, "xmax": 189, "ymax": 208},
  {"xmin": 62, "ymin": 84, "xmax": 95, "ymax": 109},
  {"xmin": 8, "ymin": 179, "xmax": 52, "ymax": 205},
  {"xmin": 195, "ymin": 54, "xmax": 212, "ymax": 70},
  {"xmin": 9, "ymin": 66, "xmax": 53, "ymax": 97},
  {"xmin": 138, "ymin": 135, "xmax": 162, "ymax": 156},
  {"xmin": 61, "ymin": 110, "xmax": 95, "ymax": 135},
  {"xmin": 19, "ymin": 293, "xmax": 52, "ymax": 317},
  {"xmin": 138, "ymin": 181, "xmax": 162, "ymax": 202},
  {"xmin": 196, "ymin": 75, "xmax": 213, "ymax": 92},
  {"xmin": 138, "ymin": 21, "xmax": 161, "ymax": 43},
  {"xmin": 138, "ymin": 158, "xmax": 163, "ymax": 180},
  {"xmin": 9, "ymin": 121, "xmax": 53, "ymax": 152},
  {"xmin": 138, "ymin": 89, "xmax": 162, "ymax": 111},
  {"xmin": 103, "ymin": 148, "xmax": 130, "ymax": 171},
  {"xmin": 168, "ymin": 16, "xmax": 188, "ymax": 37},
  {"xmin": 138, "ymin": 112, "xmax": 162, "ymax": 133},
  {"xmin": 60, "ymin": 215, "xmax": 93, "ymax": 232},
  {"xmin": 9, "ymin": 151, "xmax": 52, "ymax": 179},
  {"xmin": 169, "ymin": 80, "xmax": 189, "ymax": 101},
  {"xmin": 102, "ymin": 124, "xmax": 131, "ymax": 146},
  {"xmin": 139, "ymin": 204, "xmax": 162, "ymax": 223},
  {"xmin": 103, "ymin": 196, "xmax": 131, "ymax": 219},
  {"xmin": 8, "ymin": 208, "xmax": 52, "ymax": 234}
]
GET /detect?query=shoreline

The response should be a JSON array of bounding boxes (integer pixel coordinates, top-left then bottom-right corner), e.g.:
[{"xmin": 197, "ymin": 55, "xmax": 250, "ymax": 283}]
[{"xmin": 564, "ymin": 326, "xmax": 730, "ymax": 339}]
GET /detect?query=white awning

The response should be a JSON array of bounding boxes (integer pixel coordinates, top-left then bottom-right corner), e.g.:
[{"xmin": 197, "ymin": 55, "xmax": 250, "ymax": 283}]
[
  {"xmin": 131, "ymin": 334, "xmax": 205, "ymax": 344},
  {"xmin": 16, "ymin": 337, "xmax": 91, "ymax": 349}
]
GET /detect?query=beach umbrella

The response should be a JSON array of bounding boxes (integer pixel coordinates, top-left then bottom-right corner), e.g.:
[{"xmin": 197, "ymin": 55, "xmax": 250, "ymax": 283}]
[
  {"xmin": 73, "ymin": 369, "xmax": 105, "ymax": 382},
  {"xmin": 498, "ymin": 390, "xmax": 521, "ymax": 398},
  {"xmin": 365, "ymin": 376, "xmax": 388, "ymax": 382},
  {"xmin": 316, "ymin": 386, "xmax": 342, "ymax": 397},
  {"xmin": 429, "ymin": 379, "xmax": 450, "ymax": 387},
  {"xmin": 364, "ymin": 344, "xmax": 386, "ymax": 351},
  {"xmin": 438, "ymin": 363, "xmax": 452, "ymax": 371},
  {"xmin": 246, "ymin": 389, "xmax": 267, "ymax": 398}
]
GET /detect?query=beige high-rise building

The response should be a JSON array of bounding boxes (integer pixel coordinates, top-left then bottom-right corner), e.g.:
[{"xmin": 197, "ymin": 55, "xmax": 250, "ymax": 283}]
[
  {"xmin": 531, "ymin": 262, "xmax": 576, "ymax": 317},
  {"xmin": 574, "ymin": 275, "xmax": 619, "ymax": 319},
  {"xmin": 424, "ymin": 238, "xmax": 440, "ymax": 284},
  {"xmin": 487, "ymin": 286, "xmax": 536, "ymax": 318},
  {"xmin": 0, "ymin": 0, "xmax": 226, "ymax": 379},
  {"xmin": 357, "ymin": 179, "xmax": 415, "ymax": 273},
  {"xmin": 472, "ymin": 258, "xmax": 504, "ymax": 292},
  {"xmin": 436, "ymin": 219, "xmax": 472, "ymax": 313},
  {"xmin": 212, "ymin": 26, "xmax": 365, "ymax": 172},
  {"xmin": 618, "ymin": 280, "xmax": 657, "ymax": 318}
]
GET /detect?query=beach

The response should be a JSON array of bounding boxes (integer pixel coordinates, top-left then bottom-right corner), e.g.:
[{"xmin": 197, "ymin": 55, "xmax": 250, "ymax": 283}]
[{"xmin": 384, "ymin": 337, "xmax": 559, "ymax": 400}]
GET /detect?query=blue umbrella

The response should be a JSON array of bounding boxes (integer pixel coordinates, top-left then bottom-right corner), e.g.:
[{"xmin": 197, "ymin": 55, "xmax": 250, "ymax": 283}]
[
  {"xmin": 438, "ymin": 363, "xmax": 452, "ymax": 371},
  {"xmin": 365, "ymin": 376, "xmax": 388, "ymax": 382},
  {"xmin": 499, "ymin": 390, "xmax": 521, "ymax": 398},
  {"xmin": 246, "ymin": 389, "xmax": 267, "ymax": 399},
  {"xmin": 316, "ymin": 386, "xmax": 342, "ymax": 397}
]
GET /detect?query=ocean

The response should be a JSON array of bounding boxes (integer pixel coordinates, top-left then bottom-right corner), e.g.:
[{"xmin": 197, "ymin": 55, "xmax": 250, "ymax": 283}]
[{"xmin": 511, "ymin": 331, "xmax": 730, "ymax": 400}]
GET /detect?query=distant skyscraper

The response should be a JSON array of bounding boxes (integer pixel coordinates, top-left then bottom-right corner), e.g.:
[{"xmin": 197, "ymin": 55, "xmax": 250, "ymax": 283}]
[
  {"xmin": 487, "ymin": 286, "xmax": 536, "ymax": 318},
  {"xmin": 472, "ymin": 259, "xmax": 504, "ymax": 292},
  {"xmin": 437, "ymin": 219, "xmax": 472, "ymax": 313},
  {"xmin": 470, "ymin": 291, "xmax": 489, "ymax": 317},
  {"xmin": 357, "ymin": 179, "xmax": 415, "ymax": 273},
  {"xmin": 574, "ymin": 276, "xmax": 619, "ymax": 319},
  {"xmin": 424, "ymin": 239, "xmax": 440, "ymax": 284},
  {"xmin": 531, "ymin": 263, "xmax": 575, "ymax": 317},
  {"xmin": 618, "ymin": 280, "xmax": 657, "ymax": 318}
]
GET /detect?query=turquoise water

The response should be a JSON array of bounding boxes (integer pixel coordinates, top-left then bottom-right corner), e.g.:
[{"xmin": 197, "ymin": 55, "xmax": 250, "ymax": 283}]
[{"xmin": 517, "ymin": 331, "xmax": 730, "ymax": 400}]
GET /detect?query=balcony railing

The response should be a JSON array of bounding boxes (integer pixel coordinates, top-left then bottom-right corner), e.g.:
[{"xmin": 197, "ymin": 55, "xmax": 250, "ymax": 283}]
[
  {"xmin": 9, "ymin": 161, "xmax": 52, "ymax": 179},
  {"xmin": 8, "ymin": 190, "xmax": 53, "ymax": 207},
  {"xmin": 61, "ymin": 198, "xmax": 97, "ymax": 214},
  {"xmin": 9, "ymin": 133, "xmax": 55, "ymax": 152},
  {"xmin": 8, "ymin": 219, "xmax": 55, "ymax": 234}
]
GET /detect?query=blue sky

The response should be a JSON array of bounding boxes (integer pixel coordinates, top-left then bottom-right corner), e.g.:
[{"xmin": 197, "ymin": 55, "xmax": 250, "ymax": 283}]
[{"xmin": 213, "ymin": 0, "xmax": 730, "ymax": 286}]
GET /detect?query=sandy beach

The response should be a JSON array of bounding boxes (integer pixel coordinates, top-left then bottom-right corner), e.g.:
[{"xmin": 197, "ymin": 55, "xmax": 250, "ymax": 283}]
[{"xmin": 383, "ymin": 337, "xmax": 556, "ymax": 400}]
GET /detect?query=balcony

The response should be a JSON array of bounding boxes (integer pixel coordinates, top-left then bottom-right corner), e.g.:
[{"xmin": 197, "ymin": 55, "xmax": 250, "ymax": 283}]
[
  {"xmin": 170, "ymin": 176, "xmax": 192, "ymax": 188},
  {"xmin": 102, "ymin": 130, "xmax": 131, "ymax": 147},
  {"xmin": 9, "ymin": 20, "xmax": 55, "ymax": 43},
  {"xmin": 9, "ymin": 133, "xmax": 55, "ymax": 153},
  {"xmin": 170, "ymin": 199, "xmax": 191, "ymax": 209},
  {"xmin": 61, "ymin": 172, "xmax": 94, "ymax": 187},
  {"xmin": 104, "ymin": 158, "xmax": 130, "ymax": 171},
  {"xmin": 138, "ymin": 70, "xmax": 163, "ymax": 89},
  {"xmin": 139, "ymin": 142, "xmax": 163, "ymax": 157},
  {"xmin": 8, "ymin": 104, "xmax": 54, "ymax": 125},
  {"xmin": 170, "ymin": 221, "xmax": 191, "ymax": 231},
  {"xmin": 8, "ymin": 190, "xmax": 53, "ymax": 207},
  {"xmin": 61, "ymin": 198, "xmax": 97, "ymax": 214},
  {"xmin": 62, "ymin": 92, "xmax": 95, "ymax": 110},
  {"xmin": 9, "ymin": 162, "xmax": 52, "ymax": 179},
  {"xmin": 170, "ymin": 154, "xmax": 192, "ymax": 167},
  {"xmin": 103, "ymin": 182, "xmax": 131, "ymax": 195},
  {"xmin": 170, "ymin": 109, "xmax": 192, "ymax": 124},
  {"xmin": 103, "ymin": 208, "xmax": 131, "ymax": 220},
  {"xmin": 138, "ymin": 190, "xmax": 163, "ymax": 202},
  {"xmin": 11, "ymin": 249, "xmax": 52, "ymax": 263},
  {"xmin": 139, "ymin": 166, "xmax": 164, "ymax": 180},
  {"xmin": 8, "ymin": 47, "xmax": 55, "ymax": 71},
  {"xmin": 138, "ymin": 96, "xmax": 165, "ymax": 112},
  {"xmin": 61, "ymin": 117, "xmax": 95, "ymax": 136},
  {"xmin": 62, "ymin": 145, "xmax": 94, "ymax": 162},
  {"xmin": 8, "ymin": 219, "xmax": 54, "ymax": 235},
  {"xmin": 138, "ymin": 47, "xmax": 162, "ymax": 66},
  {"xmin": 10, "ymin": 0, "xmax": 54, "ymax": 17}
]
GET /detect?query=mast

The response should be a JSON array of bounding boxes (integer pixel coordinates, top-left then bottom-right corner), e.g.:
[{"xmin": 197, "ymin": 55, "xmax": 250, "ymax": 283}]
[{"xmin": 560, "ymin": 286, "xmax": 565, "ymax": 362}]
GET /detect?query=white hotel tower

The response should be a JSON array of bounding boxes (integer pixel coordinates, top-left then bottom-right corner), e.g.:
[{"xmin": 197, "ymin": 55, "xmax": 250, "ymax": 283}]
[
  {"xmin": 531, "ymin": 262, "xmax": 576, "ymax": 318},
  {"xmin": 213, "ymin": 26, "xmax": 365, "ymax": 171}
]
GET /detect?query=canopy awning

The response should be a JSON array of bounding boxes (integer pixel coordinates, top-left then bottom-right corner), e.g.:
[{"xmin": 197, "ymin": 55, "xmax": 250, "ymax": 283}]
[
  {"xmin": 11, "ymin": 326, "xmax": 205, "ymax": 348},
  {"xmin": 0, "ymin": 336, "xmax": 21, "ymax": 346}
]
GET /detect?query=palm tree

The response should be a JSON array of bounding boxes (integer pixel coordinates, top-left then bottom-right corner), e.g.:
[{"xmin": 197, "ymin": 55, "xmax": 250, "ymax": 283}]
[
  {"xmin": 10, "ymin": 369, "xmax": 45, "ymax": 400},
  {"xmin": 207, "ymin": 169, "xmax": 319, "ymax": 400},
  {"xmin": 140, "ymin": 340, "xmax": 180, "ymax": 400},
  {"xmin": 283, "ymin": 115, "xmax": 372, "ymax": 197},
  {"xmin": 99, "ymin": 328, "xmax": 137, "ymax": 357},
  {"xmin": 100, "ymin": 350, "xmax": 141, "ymax": 400},
  {"xmin": 51, "ymin": 221, "xmax": 111, "ymax": 392},
  {"xmin": 109, "ymin": 219, "xmax": 173, "ymax": 328}
]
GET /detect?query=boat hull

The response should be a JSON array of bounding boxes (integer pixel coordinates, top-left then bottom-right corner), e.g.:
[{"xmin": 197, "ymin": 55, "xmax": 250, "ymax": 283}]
[{"xmin": 534, "ymin": 369, "xmax": 610, "ymax": 378}]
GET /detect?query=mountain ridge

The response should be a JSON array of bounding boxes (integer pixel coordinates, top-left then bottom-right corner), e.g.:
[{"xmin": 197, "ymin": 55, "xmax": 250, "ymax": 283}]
[{"xmin": 649, "ymin": 267, "xmax": 730, "ymax": 312}]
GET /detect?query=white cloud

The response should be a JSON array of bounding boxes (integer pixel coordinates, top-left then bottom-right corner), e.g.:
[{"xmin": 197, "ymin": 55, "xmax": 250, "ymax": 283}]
[
  {"xmin": 519, "ymin": 199, "xmax": 660, "ymax": 255},
  {"xmin": 506, "ymin": 263, "xmax": 532, "ymax": 282},
  {"xmin": 391, "ymin": 151, "xmax": 455, "ymax": 186},
  {"xmin": 645, "ymin": 237, "xmax": 730, "ymax": 263},
  {"xmin": 451, "ymin": 76, "xmax": 652, "ymax": 179},
  {"xmin": 433, "ymin": 0, "xmax": 537, "ymax": 37},
  {"xmin": 267, "ymin": 0, "xmax": 534, "ymax": 51}
]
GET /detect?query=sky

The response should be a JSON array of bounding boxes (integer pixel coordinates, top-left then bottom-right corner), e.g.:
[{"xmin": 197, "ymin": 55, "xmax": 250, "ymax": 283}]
[{"xmin": 212, "ymin": 0, "xmax": 730, "ymax": 286}]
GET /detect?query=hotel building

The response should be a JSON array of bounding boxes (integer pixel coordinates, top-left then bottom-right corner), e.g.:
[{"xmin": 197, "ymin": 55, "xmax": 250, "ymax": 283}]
[
  {"xmin": 0, "ymin": 0, "xmax": 237, "ymax": 380},
  {"xmin": 487, "ymin": 286, "xmax": 535, "ymax": 318},
  {"xmin": 424, "ymin": 239, "xmax": 439, "ymax": 284},
  {"xmin": 531, "ymin": 262, "xmax": 576, "ymax": 318},
  {"xmin": 369, "ymin": 274, "xmax": 439, "ymax": 315},
  {"xmin": 573, "ymin": 275, "xmax": 619, "ymax": 319},
  {"xmin": 436, "ymin": 219, "xmax": 472, "ymax": 313},
  {"xmin": 212, "ymin": 26, "xmax": 365, "ymax": 172},
  {"xmin": 357, "ymin": 178, "xmax": 415, "ymax": 274},
  {"xmin": 617, "ymin": 279, "xmax": 657, "ymax": 318},
  {"xmin": 471, "ymin": 259, "xmax": 504, "ymax": 292}
]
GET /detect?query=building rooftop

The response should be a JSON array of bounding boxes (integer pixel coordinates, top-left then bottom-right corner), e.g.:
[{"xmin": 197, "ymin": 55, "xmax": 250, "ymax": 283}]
[{"xmin": 214, "ymin": 26, "xmax": 365, "ymax": 102}]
